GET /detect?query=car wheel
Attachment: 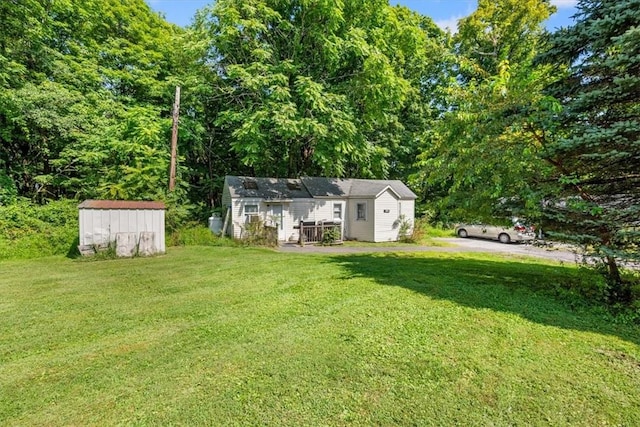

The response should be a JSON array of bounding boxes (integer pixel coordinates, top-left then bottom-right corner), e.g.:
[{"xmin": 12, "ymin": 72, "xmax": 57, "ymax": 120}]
[
  {"xmin": 457, "ymin": 229, "xmax": 468, "ymax": 238},
  {"xmin": 498, "ymin": 233, "xmax": 511, "ymax": 244}
]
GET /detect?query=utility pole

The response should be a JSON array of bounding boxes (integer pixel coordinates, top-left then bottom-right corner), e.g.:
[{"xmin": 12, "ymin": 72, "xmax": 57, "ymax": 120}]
[{"xmin": 169, "ymin": 86, "xmax": 181, "ymax": 192}]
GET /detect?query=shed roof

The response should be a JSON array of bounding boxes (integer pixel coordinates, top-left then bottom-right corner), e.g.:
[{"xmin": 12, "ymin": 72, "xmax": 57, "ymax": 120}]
[
  {"xmin": 225, "ymin": 176, "xmax": 417, "ymax": 200},
  {"xmin": 78, "ymin": 200, "xmax": 166, "ymax": 210}
]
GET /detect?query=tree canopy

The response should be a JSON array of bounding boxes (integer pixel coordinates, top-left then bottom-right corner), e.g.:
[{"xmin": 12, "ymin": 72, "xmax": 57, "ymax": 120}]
[
  {"xmin": 194, "ymin": 0, "xmax": 444, "ymax": 178},
  {"xmin": 413, "ymin": 0, "xmax": 555, "ymax": 222},
  {"xmin": 0, "ymin": 0, "xmax": 180, "ymax": 201}
]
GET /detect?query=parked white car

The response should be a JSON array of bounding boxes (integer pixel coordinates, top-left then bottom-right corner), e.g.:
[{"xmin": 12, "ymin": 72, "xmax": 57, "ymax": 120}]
[{"xmin": 455, "ymin": 222, "xmax": 535, "ymax": 244}]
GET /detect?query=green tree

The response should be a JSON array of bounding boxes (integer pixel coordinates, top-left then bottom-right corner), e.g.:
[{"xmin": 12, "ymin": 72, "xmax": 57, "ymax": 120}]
[
  {"xmin": 54, "ymin": 106, "xmax": 172, "ymax": 200},
  {"xmin": 456, "ymin": 0, "xmax": 554, "ymax": 79},
  {"xmin": 414, "ymin": 0, "xmax": 555, "ymax": 222},
  {"xmin": 0, "ymin": 0, "xmax": 182, "ymax": 201},
  {"xmin": 537, "ymin": 0, "xmax": 640, "ymax": 298},
  {"xmin": 168, "ymin": 23, "xmax": 252, "ymax": 212},
  {"xmin": 195, "ymin": 0, "xmax": 444, "ymax": 178}
]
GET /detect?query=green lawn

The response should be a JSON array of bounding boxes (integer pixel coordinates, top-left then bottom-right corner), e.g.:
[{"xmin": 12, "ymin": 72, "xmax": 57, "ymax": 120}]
[{"xmin": 1, "ymin": 247, "xmax": 639, "ymax": 425}]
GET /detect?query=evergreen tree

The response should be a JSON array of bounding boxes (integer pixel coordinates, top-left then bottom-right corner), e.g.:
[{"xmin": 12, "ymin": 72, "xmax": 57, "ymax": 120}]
[{"xmin": 538, "ymin": 0, "xmax": 640, "ymax": 299}]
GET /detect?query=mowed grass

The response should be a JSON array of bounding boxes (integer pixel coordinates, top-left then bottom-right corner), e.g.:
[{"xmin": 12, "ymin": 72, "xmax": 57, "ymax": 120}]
[{"xmin": 1, "ymin": 247, "xmax": 639, "ymax": 425}]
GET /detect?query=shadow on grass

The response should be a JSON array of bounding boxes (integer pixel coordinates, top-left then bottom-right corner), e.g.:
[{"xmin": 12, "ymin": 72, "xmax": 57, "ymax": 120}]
[
  {"xmin": 328, "ymin": 253, "xmax": 640, "ymax": 346},
  {"xmin": 66, "ymin": 235, "xmax": 81, "ymax": 259}
]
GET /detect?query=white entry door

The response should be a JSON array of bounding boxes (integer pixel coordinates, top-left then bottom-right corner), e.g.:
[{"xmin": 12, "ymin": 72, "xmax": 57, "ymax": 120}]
[{"xmin": 268, "ymin": 204, "xmax": 285, "ymax": 241}]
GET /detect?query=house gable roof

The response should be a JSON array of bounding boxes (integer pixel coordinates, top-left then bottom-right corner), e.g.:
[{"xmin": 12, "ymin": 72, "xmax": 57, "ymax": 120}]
[
  {"xmin": 349, "ymin": 180, "xmax": 414, "ymax": 199},
  {"xmin": 225, "ymin": 176, "xmax": 312, "ymax": 200},
  {"xmin": 224, "ymin": 176, "xmax": 417, "ymax": 200},
  {"xmin": 299, "ymin": 177, "xmax": 352, "ymax": 197}
]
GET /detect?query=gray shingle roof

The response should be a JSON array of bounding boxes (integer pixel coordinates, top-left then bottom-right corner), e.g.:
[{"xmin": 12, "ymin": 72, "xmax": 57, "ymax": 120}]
[
  {"xmin": 226, "ymin": 176, "xmax": 417, "ymax": 200},
  {"xmin": 299, "ymin": 177, "xmax": 352, "ymax": 197},
  {"xmin": 225, "ymin": 176, "xmax": 312, "ymax": 199},
  {"xmin": 349, "ymin": 179, "xmax": 416, "ymax": 199}
]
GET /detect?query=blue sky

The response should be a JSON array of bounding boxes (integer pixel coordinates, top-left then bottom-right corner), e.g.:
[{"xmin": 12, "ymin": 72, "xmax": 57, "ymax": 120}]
[{"xmin": 147, "ymin": 0, "xmax": 578, "ymax": 32}]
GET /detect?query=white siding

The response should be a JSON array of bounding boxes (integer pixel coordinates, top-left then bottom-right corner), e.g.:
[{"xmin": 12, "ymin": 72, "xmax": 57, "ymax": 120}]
[
  {"xmin": 347, "ymin": 198, "xmax": 375, "ymax": 241},
  {"xmin": 290, "ymin": 199, "xmax": 316, "ymax": 223},
  {"xmin": 374, "ymin": 189, "xmax": 400, "ymax": 242},
  {"xmin": 286, "ymin": 199, "xmax": 344, "ymax": 242},
  {"xmin": 79, "ymin": 209, "xmax": 110, "ymax": 246},
  {"xmin": 222, "ymin": 177, "xmax": 416, "ymax": 243},
  {"xmin": 229, "ymin": 198, "xmax": 263, "ymax": 239},
  {"xmin": 221, "ymin": 178, "xmax": 231, "ymax": 207},
  {"xmin": 312, "ymin": 200, "xmax": 334, "ymax": 223},
  {"xmin": 159, "ymin": 210, "xmax": 166, "ymax": 251},
  {"xmin": 78, "ymin": 208, "xmax": 165, "ymax": 253},
  {"xmin": 226, "ymin": 198, "xmax": 346, "ymax": 242},
  {"xmin": 399, "ymin": 200, "xmax": 415, "ymax": 234}
]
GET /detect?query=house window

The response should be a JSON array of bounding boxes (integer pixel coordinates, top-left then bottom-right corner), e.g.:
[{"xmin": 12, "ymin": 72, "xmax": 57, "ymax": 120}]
[
  {"xmin": 356, "ymin": 203, "xmax": 366, "ymax": 221},
  {"xmin": 333, "ymin": 203, "xmax": 342, "ymax": 220},
  {"xmin": 244, "ymin": 204, "xmax": 258, "ymax": 219}
]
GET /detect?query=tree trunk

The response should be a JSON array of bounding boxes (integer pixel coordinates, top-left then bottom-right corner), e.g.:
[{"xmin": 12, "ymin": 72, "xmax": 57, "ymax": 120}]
[{"xmin": 605, "ymin": 255, "xmax": 630, "ymax": 303}]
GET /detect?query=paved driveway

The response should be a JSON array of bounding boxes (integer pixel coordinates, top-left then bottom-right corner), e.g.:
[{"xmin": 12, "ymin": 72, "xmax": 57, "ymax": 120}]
[
  {"xmin": 278, "ymin": 238, "xmax": 582, "ymax": 264},
  {"xmin": 434, "ymin": 238, "xmax": 581, "ymax": 263}
]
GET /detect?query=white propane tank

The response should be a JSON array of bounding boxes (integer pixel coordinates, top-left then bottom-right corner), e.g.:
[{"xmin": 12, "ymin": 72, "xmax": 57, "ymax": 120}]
[{"xmin": 208, "ymin": 214, "xmax": 223, "ymax": 234}]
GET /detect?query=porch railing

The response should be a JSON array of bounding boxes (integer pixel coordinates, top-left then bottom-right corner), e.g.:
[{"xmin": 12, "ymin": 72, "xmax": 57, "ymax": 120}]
[{"xmin": 296, "ymin": 221, "xmax": 343, "ymax": 245}]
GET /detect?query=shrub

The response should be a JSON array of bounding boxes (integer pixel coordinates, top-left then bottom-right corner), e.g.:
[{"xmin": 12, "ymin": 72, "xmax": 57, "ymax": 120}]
[
  {"xmin": 241, "ymin": 220, "xmax": 277, "ymax": 247},
  {"xmin": 0, "ymin": 172, "xmax": 17, "ymax": 206},
  {"xmin": 320, "ymin": 225, "xmax": 341, "ymax": 245},
  {"xmin": 168, "ymin": 223, "xmax": 237, "ymax": 247},
  {"xmin": 408, "ymin": 217, "xmax": 455, "ymax": 243},
  {"xmin": 0, "ymin": 198, "xmax": 79, "ymax": 260},
  {"xmin": 395, "ymin": 215, "xmax": 414, "ymax": 243}
]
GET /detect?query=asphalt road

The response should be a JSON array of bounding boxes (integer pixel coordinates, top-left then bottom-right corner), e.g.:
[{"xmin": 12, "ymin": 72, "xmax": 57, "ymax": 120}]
[{"xmin": 278, "ymin": 237, "xmax": 583, "ymax": 264}]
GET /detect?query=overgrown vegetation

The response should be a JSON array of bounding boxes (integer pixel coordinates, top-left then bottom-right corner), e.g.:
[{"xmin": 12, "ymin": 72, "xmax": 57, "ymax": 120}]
[
  {"xmin": 167, "ymin": 223, "xmax": 237, "ymax": 247},
  {"xmin": 240, "ymin": 220, "xmax": 278, "ymax": 247},
  {"xmin": 410, "ymin": 217, "xmax": 455, "ymax": 242},
  {"xmin": 0, "ymin": 200, "xmax": 236, "ymax": 260},
  {"xmin": 0, "ymin": 199, "xmax": 78, "ymax": 260},
  {"xmin": 320, "ymin": 225, "xmax": 341, "ymax": 246},
  {"xmin": 1, "ymin": 248, "xmax": 638, "ymax": 425},
  {"xmin": 396, "ymin": 214, "xmax": 413, "ymax": 243}
]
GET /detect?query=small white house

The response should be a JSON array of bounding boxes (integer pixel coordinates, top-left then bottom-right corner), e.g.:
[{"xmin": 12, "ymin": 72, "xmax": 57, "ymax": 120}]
[
  {"xmin": 78, "ymin": 200, "xmax": 166, "ymax": 255},
  {"xmin": 221, "ymin": 176, "xmax": 417, "ymax": 243}
]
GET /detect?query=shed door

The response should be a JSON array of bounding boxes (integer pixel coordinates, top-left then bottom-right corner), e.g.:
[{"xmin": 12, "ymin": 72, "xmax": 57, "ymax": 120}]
[{"xmin": 268, "ymin": 204, "xmax": 285, "ymax": 241}]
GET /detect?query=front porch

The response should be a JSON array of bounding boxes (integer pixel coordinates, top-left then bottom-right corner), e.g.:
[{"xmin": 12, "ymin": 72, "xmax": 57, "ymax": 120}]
[{"xmin": 294, "ymin": 221, "xmax": 343, "ymax": 245}]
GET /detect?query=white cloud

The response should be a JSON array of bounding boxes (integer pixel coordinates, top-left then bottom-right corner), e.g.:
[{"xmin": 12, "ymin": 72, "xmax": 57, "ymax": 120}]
[
  {"xmin": 550, "ymin": 0, "xmax": 578, "ymax": 8},
  {"xmin": 435, "ymin": 15, "xmax": 464, "ymax": 33}
]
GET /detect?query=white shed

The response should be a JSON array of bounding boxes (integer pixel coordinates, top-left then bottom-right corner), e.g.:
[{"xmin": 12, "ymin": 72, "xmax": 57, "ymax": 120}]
[{"xmin": 78, "ymin": 200, "xmax": 166, "ymax": 256}]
